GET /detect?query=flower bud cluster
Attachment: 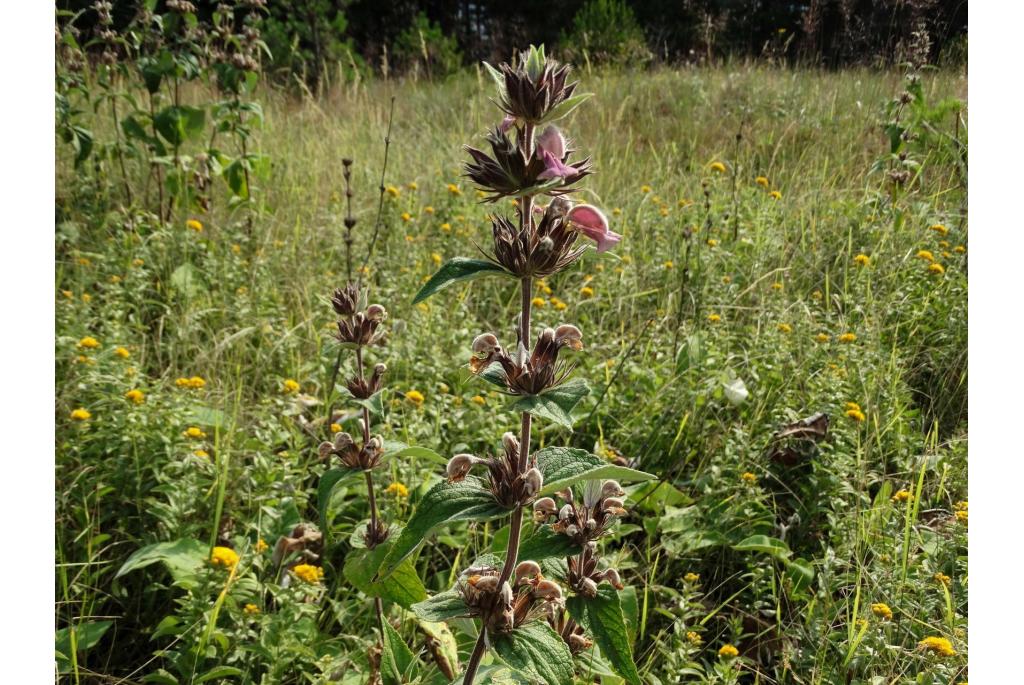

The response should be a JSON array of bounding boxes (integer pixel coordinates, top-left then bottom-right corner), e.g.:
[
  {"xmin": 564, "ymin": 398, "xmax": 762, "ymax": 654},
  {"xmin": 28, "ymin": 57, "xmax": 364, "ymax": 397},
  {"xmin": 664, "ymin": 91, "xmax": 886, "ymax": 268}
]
[
  {"xmin": 318, "ymin": 431, "xmax": 384, "ymax": 471},
  {"xmin": 489, "ymin": 199, "xmax": 586, "ymax": 278},
  {"xmin": 457, "ymin": 560, "xmax": 564, "ymax": 634},
  {"xmin": 469, "ymin": 324, "xmax": 583, "ymax": 396},
  {"xmin": 332, "ymin": 284, "xmax": 387, "ymax": 347},
  {"xmin": 446, "ymin": 432, "xmax": 543, "ymax": 508}
]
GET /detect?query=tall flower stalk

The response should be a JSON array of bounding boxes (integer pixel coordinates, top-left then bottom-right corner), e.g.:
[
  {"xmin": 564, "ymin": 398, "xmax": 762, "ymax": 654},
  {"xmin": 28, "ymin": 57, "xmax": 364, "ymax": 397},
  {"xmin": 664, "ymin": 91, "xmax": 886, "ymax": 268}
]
[{"xmin": 374, "ymin": 46, "xmax": 651, "ymax": 685}]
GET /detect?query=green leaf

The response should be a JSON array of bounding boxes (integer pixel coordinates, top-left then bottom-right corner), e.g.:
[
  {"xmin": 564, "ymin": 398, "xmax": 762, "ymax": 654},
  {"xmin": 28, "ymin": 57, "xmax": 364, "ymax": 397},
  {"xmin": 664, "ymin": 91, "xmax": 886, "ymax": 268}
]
[
  {"xmin": 451, "ymin": 665, "xmax": 530, "ymax": 684},
  {"xmin": 318, "ymin": 467, "xmax": 361, "ymax": 529},
  {"xmin": 411, "ymin": 589, "xmax": 471, "ymax": 623},
  {"xmin": 483, "ymin": 62, "xmax": 508, "ymax": 100},
  {"xmin": 534, "ymin": 447, "xmax": 656, "ymax": 496},
  {"xmin": 567, "ymin": 586, "xmax": 641, "ymax": 685},
  {"xmin": 785, "ymin": 557, "xmax": 815, "ymax": 593},
  {"xmin": 418, "ymin": 619, "xmax": 460, "ymax": 678},
  {"xmin": 381, "ymin": 620, "xmax": 417, "ymax": 685},
  {"xmin": 517, "ymin": 525, "xmax": 581, "ymax": 562},
  {"xmin": 382, "ymin": 441, "xmax": 447, "ymax": 465},
  {"xmin": 195, "ymin": 666, "xmax": 243, "ymax": 683},
  {"xmin": 154, "ymin": 105, "xmax": 205, "ymax": 147},
  {"xmin": 492, "ymin": 621, "xmax": 574, "ymax": 685},
  {"xmin": 540, "ymin": 93, "xmax": 594, "ymax": 124},
  {"xmin": 343, "ymin": 538, "xmax": 427, "ymax": 609},
  {"xmin": 412, "ymin": 258, "xmax": 510, "ymax": 305},
  {"xmin": 115, "ymin": 539, "xmax": 206, "ymax": 588},
  {"xmin": 169, "ymin": 262, "xmax": 205, "ymax": 298},
  {"xmin": 379, "ymin": 478, "xmax": 507, "ymax": 579},
  {"xmin": 619, "ymin": 586, "xmax": 639, "ymax": 643},
  {"xmin": 56, "ymin": 620, "xmax": 113, "ymax": 674},
  {"xmin": 733, "ymin": 534, "xmax": 792, "ymax": 561},
  {"xmin": 510, "ymin": 378, "xmax": 590, "ymax": 429},
  {"xmin": 224, "ymin": 159, "xmax": 249, "ymax": 199}
]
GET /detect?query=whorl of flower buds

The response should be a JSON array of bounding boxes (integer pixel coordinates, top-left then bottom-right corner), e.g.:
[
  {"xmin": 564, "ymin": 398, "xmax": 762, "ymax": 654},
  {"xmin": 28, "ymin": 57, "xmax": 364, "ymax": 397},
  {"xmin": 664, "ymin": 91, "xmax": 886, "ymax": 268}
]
[
  {"xmin": 533, "ymin": 496, "xmax": 558, "ymax": 522},
  {"xmin": 491, "ymin": 47, "xmax": 579, "ymax": 125},
  {"xmin": 346, "ymin": 362, "xmax": 387, "ymax": 399},
  {"xmin": 457, "ymin": 560, "xmax": 563, "ymax": 634},
  {"xmin": 487, "ymin": 202, "xmax": 587, "ymax": 278},
  {"xmin": 335, "ymin": 305, "xmax": 387, "ymax": 347},
  {"xmin": 464, "ymin": 127, "xmax": 591, "ymax": 202},
  {"xmin": 332, "ymin": 284, "xmax": 360, "ymax": 316},
  {"xmin": 468, "ymin": 323, "xmax": 583, "ymax": 396},
  {"xmin": 318, "ymin": 431, "xmax": 384, "ymax": 470}
]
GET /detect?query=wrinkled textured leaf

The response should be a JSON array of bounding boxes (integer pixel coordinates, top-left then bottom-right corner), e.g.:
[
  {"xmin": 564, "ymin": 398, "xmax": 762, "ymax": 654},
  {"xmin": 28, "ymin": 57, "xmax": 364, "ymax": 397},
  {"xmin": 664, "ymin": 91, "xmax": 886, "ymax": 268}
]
[
  {"xmin": 567, "ymin": 586, "xmax": 641, "ymax": 685},
  {"xmin": 492, "ymin": 621, "xmax": 574, "ymax": 685},
  {"xmin": 450, "ymin": 664, "xmax": 530, "ymax": 684},
  {"xmin": 517, "ymin": 525, "xmax": 581, "ymax": 562},
  {"xmin": 412, "ymin": 258, "xmax": 511, "ymax": 304},
  {"xmin": 534, "ymin": 447, "xmax": 656, "ymax": 496},
  {"xmin": 379, "ymin": 478, "xmax": 507, "ymax": 579},
  {"xmin": 411, "ymin": 589, "xmax": 471, "ymax": 622},
  {"xmin": 344, "ymin": 538, "xmax": 427, "ymax": 609},
  {"xmin": 419, "ymin": 619, "xmax": 460, "ymax": 678},
  {"xmin": 510, "ymin": 378, "xmax": 590, "ymax": 429},
  {"xmin": 381, "ymin": 620, "xmax": 417, "ymax": 685}
]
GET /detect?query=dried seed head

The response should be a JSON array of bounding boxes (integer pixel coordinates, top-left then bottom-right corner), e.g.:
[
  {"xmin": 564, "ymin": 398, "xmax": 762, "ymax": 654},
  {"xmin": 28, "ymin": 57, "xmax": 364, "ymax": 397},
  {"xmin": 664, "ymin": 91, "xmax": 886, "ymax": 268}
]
[
  {"xmin": 472, "ymin": 575, "xmax": 499, "ymax": 593},
  {"xmin": 601, "ymin": 480, "xmax": 625, "ymax": 498},
  {"xmin": 374, "ymin": 363, "xmax": 387, "ymax": 376},
  {"xmin": 447, "ymin": 453, "xmax": 482, "ymax": 482},
  {"xmin": 565, "ymin": 524, "xmax": 579, "ymax": 537},
  {"xmin": 334, "ymin": 431, "xmax": 355, "ymax": 450},
  {"xmin": 559, "ymin": 504, "xmax": 574, "ymax": 521},
  {"xmin": 514, "ymin": 560, "xmax": 542, "ymax": 585},
  {"xmin": 473, "ymin": 333, "xmax": 500, "ymax": 355},
  {"xmin": 534, "ymin": 579, "xmax": 563, "ymax": 601},
  {"xmin": 365, "ymin": 304, "xmax": 387, "ymax": 322},
  {"xmin": 524, "ymin": 468, "xmax": 544, "ymax": 497}
]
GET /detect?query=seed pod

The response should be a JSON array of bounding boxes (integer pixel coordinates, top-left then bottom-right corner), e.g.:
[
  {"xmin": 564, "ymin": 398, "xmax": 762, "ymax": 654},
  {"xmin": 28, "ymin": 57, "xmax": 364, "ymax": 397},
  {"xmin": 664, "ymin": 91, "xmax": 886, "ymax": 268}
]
[
  {"xmin": 318, "ymin": 441, "xmax": 334, "ymax": 459},
  {"xmin": 603, "ymin": 497, "xmax": 624, "ymax": 510},
  {"xmin": 601, "ymin": 480, "xmax": 625, "ymax": 498},
  {"xmin": 559, "ymin": 504, "xmax": 574, "ymax": 521},
  {"xmin": 554, "ymin": 324, "xmax": 584, "ymax": 351},
  {"xmin": 565, "ymin": 524, "xmax": 579, "ymax": 537},
  {"xmin": 446, "ymin": 453, "xmax": 481, "ymax": 482},
  {"xmin": 533, "ymin": 497, "xmax": 557, "ymax": 521},
  {"xmin": 600, "ymin": 568, "xmax": 624, "ymax": 590},
  {"xmin": 534, "ymin": 579, "xmax": 563, "ymax": 601},
  {"xmin": 374, "ymin": 363, "xmax": 387, "ymax": 376},
  {"xmin": 472, "ymin": 575, "xmax": 499, "ymax": 593},
  {"xmin": 524, "ymin": 468, "xmax": 544, "ymax": 496},
  {"xmin": 472, "ymin": 333, "xmax": 500, "ymax": 355},
  {"xmin": 579, "ymin": 577, "xmax": 598, "ymax": 597},
  {"xmin": 334, "ymin": 431, "xmax": 355, "ymax": 450},
  {"xmin": 514, "ymin": 560, "xmax": 542, "ymax": 585}
]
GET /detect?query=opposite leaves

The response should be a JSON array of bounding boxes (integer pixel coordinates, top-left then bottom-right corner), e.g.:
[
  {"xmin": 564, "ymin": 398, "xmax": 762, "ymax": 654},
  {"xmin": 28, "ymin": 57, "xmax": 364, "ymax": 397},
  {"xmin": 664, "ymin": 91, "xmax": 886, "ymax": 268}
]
[{"xmin": 534, "ymin": 446, "xmax": 656, "ymax": 496}]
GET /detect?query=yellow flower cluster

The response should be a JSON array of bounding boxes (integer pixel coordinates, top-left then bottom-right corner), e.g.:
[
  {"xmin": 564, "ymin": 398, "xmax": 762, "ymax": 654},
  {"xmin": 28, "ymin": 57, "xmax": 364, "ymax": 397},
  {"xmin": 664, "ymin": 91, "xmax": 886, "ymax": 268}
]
[
  {"xmin": 78, "ymin": 336, "xmax": 101, "ymax": 349},
  {"xmin": 838, "ymin": 332, "xmax": 857, "ymax": 344},
  {"xmin": 115, "ymin": 347, "xmax": 131, "ymax": 359},
  {"xmin": 854, "ymin": 254, "xmax": 870, "ymax": 266},
  {"xmin": 686, "ymin": 631, "xmax": 703, "ymax": 645},
  {"xmin": 70, "ymin": 408, "xmax": 92, "ymax": 421},
  {"xmin": 917, "ymin": 636, "xmax": 956, "ymax": 657},
  {"xmin": 870, "ymin": 602, "xmax": 893, "ymax": 620},
  {"xmin": 755, "ymin": 176, "xmax": 769, "ymax": 187},
  {"xmin": 446, "ymin": 183, "xmax": 461, "ymax": 196},
  {"xmin": 718, "ymin": 644, "xmax": 739, "ymax": 658},
  {"xmin": 210, "ymin": 546, "xmax": 239, "ymax": 570},
  {"xmin": 777, "ymin": 323, "xmax": 792, "ymax": 334},
  {"xmin": 580, "ymin": 286, "xmax": 595, "ymax": 298},
  {"xmin": 531, "ymin": 296, "xmax": 546, "ymax": 308},
  {"xmin": 405, "ymin": 390, "xmax": 425, "ymax": 406},
  {"xmin": 184, "ymin": 426, "xmax": 207, "ymax": 439},
  {"xmin": 186, "ymin": 219, "xmax": 203, "ymax": 232},
  {"xmin": 707, "ymin": 313, "xmax": 722, "ymax": 324},
  {"xmin": 709, "ymin": 161, "xmax": 727, "ymax": 173},
  {"xmin": 815, "ymin": 333, "xmax": 831, "ymax": 343},
  {"xmin": 741, "ymin": 472, "xmax": 757, "ymax": 484},
  {"xmin": 244, "ymin": 603, "xmax": 260, "ymax": 615},
  {"xmin": 844, "ymin": 402, "xmax": 865, "ymax": 422},
  {"xmin": 282, "ymin": 379, "xmax": 300, "ymax": 394},
  {"xmin": 684, "ymin": 572, "xmax": 700, "ymax": 584},
  {"xmin": 934, "ymin": 572, "xmax": 951, "ymax": 586},
  {"xmin": 891, "ymin": 489, "xmax": 912, "ymax": 504},
  {"xmin": 125, "ymin": 389, "xmax": 145, "ymax": 405},
  {"xmin": 385, "ymin": 482, "xmax": 410, "ymax": 498},
  {"xmin": 175, "ymin": 376, "xmax": 206, "ymax": 389},
  {"xmin": 471, "ymin": 395, "xmax": 486, "ymax": 406},
  {"xmin": 292, "ymin": 563, "xmax": 324, "ymax": 584}
]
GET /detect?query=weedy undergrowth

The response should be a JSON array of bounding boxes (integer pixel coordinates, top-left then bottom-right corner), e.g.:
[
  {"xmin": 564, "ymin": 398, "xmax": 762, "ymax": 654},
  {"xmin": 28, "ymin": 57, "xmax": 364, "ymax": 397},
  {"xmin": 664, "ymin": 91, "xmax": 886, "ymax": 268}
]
[{"xmin": 370, "ymin": 45, "xmax": 657, "ymax": 684}]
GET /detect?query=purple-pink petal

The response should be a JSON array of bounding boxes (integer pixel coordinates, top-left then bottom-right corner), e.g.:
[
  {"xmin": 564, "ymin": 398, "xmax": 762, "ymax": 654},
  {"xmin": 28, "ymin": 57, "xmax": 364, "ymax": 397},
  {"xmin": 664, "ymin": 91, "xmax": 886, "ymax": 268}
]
[
  {"xmin": 567, "ymin": 204, "xmax": 622, "ymax": 253},
  {"xmin": 499, "ymin": 115, "xmax": 515, "ymax": 133},
  {"xmin": 536, "ymin": 125, "xmax": 566, "ymax": 160},
  {"xmin": 538, "ymin": 150, "xmax": 579, "ymax": 180}
]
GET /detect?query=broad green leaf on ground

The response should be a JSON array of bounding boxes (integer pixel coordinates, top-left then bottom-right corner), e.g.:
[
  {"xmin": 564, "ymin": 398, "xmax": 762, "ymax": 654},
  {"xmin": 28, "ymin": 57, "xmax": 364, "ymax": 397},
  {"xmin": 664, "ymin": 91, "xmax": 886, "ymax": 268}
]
[
  {"xmin": 535, "ymin": 447, "xmax": 656, "ymax": 496},
  {"xmin": 195, "ymin": 667, "xmax": 244, "ymax": 683},
  {"xmin": 492, "ymin": 621, "xmax": 575, "ymax": 685},
  {"xmin": 733, "ymin": 534, "xmax": 792, "ymax": 561},
  {"xmin": 510, "ymin": 378, "xmax": 590, "ymax": 429},
  {"xmin": 56, "ymin": 620, "xmax": 113, "ymax": 674},
  {"xmin": 517, "ymin": 525, "xmax": 581, "ymax": 562},
  {"xmin": 379, "ymin": 478, "xmax": 508, "ymax": 578},
  {"xmin": 381, "ymin": 620, "xmax": 417, "ymax": 685},
  {"xmin": 418, "ymin": 619, "xmax": 460, "ymax": 679},
  {"xmin": 343, "ymin": 537, "xmax": 427, "ymax": 609},
  {"xmin": 411, "ymin": 589, "xmax": 471, "ymax": 623},
  {"xmin": 115, "ymin": 538, "xmax": 206, "ymax": 588},
  {"xmin": 318, "ymin": 467, "xmax": 361, "ymax": 530},
  {"xmin": 567, "ymin": 586, "xmax": 641, "ymax": 685},
  {"xmin": 412, "ymin": 258, "xmax": 511, "ymax": 304},
  {"xmin": 382, "ymin": 440, "xmax": 447, "ymax": 465}
]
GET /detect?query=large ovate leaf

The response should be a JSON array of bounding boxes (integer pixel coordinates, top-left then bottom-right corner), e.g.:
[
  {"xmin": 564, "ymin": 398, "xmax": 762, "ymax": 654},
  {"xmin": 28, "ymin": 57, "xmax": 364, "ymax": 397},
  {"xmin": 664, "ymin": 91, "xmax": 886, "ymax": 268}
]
[
  {"xmin": 510, "ymin": 378, "xmax": 590, "ymax": 429},
  {"xmin": 517, "ymin": 525, "xmax": 581, "ymax": 562},
  {"xmin": 381, "ymin": 620, "xmax": 417, "ymax": 685},
  {"xmin": 382, "ymin": 440, "xmax": 447, "ymax": 465},
  {"xmin": 492, "ymin": 621, "xmax": 574, "ymax": 685},
  {"xmin": 344, "ymin": 537, "xmax": 427, "ymax": 609},
  {"xmin": 318, "ymin": 467, "xmax": 361, "ymax": 530},
  {"xmin": 534, "ymin": 447, "xmax": 656, "ymax": 496},
  {"xmin": 733, "ymin": 534, "xmax": 792, "ymax": 561},
  {"xmin": 567, "ymin": 586, "xmax": 641, "ymax": 685},
  {"xmin": 154, "ymin": 105, "xmax": 206, "ymax": 147},
  {"xmin": 451, "ymin": 664, "xmax": 530, "ymax": 684},
  {"xmin": 411, "ymin": 589, "xmax": 471, "ymax": 622},
  {"xmin": 412, "ymin": 258, "xmax": 511, "ymax": 304},
  {"xmin": 379, "ymin": 478, "xmax": 507, "ymax": 579},
  {"xmin": 115, "ymin": 538, "xmax": 206, "ymax": 588}
]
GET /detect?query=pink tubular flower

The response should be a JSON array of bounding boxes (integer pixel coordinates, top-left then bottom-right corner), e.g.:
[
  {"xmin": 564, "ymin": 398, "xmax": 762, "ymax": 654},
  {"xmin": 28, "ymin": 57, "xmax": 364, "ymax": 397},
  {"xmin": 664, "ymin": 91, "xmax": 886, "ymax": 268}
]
[
  {"xmin": 566, "ymin": 204, "xmax": 622, "ymax": 253},
  {"xmin": 499, "ymin": 114, "xmax": 516, "ymax": 133},
  {"xmin": 536, "ymin": 126, "xmax": 579, "ymax": 180}
]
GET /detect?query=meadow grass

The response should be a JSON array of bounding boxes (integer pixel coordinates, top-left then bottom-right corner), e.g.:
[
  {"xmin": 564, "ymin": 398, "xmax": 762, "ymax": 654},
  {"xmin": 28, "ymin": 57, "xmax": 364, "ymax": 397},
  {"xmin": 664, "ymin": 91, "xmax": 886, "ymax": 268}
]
[{"xmin": 56, "ymin": 62, "xmax": 967, "ymax": 683}]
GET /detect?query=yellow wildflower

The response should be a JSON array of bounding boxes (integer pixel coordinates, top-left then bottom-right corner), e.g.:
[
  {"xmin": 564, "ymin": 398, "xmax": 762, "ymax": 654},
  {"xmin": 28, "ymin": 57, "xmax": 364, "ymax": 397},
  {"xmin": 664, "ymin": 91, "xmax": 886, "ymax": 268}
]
[
  {"xmin": 385, "ymin": 185, "xmax": 400, "ymax": 197},
  {"xmin": 777, "ymin": 323, "xmax": 792, "ymax": 334},
  {"xmin": 741, "ymin": 472, "xmax": 757, "ymax": 484},
  {"xmin": 928, "ymin": 262, "xmax": 945, "ymax": 275},
  {"xmin": 954, "ymin": 500, "xmax": 967, "ymax": 511},
  {"xmin": 78, "ymin": 336, "xmax": 100, "ymax": 349},
  {"xmin": 640, "ymin": 184, "xmax": 652, "ymax": 194},
  {"xmin": 955, "ymin": 509, "xmax": 967, "ymax": 524},
  {"xmin": 186, "ymin": 219, "xmax": 203, "ymax": 232},
  {"xmin": 854, "ymin": 254, "xmax": 870, "ymax": 266},
  {"xmin": 870, "ymin": 603, "xmax": 893, "ymax": 620},
  {"xmin": 953, "ymin": 245, "xmax": 965, "ymax": 253},
  {"xmin": 846, "ymin": 408, "xmax": 866, "ymax": 422},
  {"xmin": 755, "ymin": 176, "xmax": 769, "ymax": 187},
  {"xmin": 844, "ymin": 401, "xmax": 861, "ymax": 412},
  {"xmin": 255, "ymin": 538, "xmax": 268, "ymax": 553},
  {"xmin": 82, "ymin": 293, "xmax": 92, "ymax": 302},
  {"xmin": 125, "ymin": 389, "xmax": 145, "ymax": 405},
  {"xmin": 210, "ymin": 546, "xmax": 239, "ymax": 570},
  {"xmin": 612, "ymin": 207, "xmax": 622, "ymax": 216},
  {"xmin": 892, "ymin": 489, "xmax": 912, "ymax": 504},
  {"xmin": 815, "ymin": 333, "xmax": 831, "ymax": 343},
  {"xmin": 838, "ymin": 332, "xmax": 857, "ymax": 344},
  {"xmin": 684, "ymin": 572, "xmax": 700, "ymax": 583},
  {"xmin": 189, "ymin": 376, "xmax": 206, "ymax": 389},
  {"xmin": 551, "ymin": 297, "xmax": 567, "ymax": 311},
  {"xmin": 114, "ymin": 346, "xmax": 130, "ymax": 359},
  {"xmin": 61, "ymin": 289, "xmax": 73, "ymax": 299},
  {"xmin": 385, "ymin": 482, "xmax": 410, "ymax": 498},
  {"xmin": 110, "ymin": 275, "xmax": 122, "ymax": 284},
  {"xmin": 709, "ymin": 161, "xmax": 726, "ymax": 173},
  {"xmin": 580, "ymin": 286, "xmax": 595, "ymax": 298},
  {"xmin": 330, "ymin": 423, "xmax": 342, "ymax": 434},
  {"xmin": 440, "ymin": 222, "xmax": 452, "ymax": 232},
  {"xmin": 405, "ymin": 390, "xmax": 425, "ymax": 406},
  {"xmin": 718, "ymin": 644, "xmax": 739, "ymax": 658},
  {"xmin": 917, "ymin": 636, "xmax": 955, "ymax": 657},
  {"xmin": 431, "ymin": 252, "xmax": 442, "ymax": 266},
  {"xmin": 934, "ymin": 572, "xmax": 951, "ymax": 586},
  {"xmin": 194, "ymin": 449, "xmax": 209, "ymax": 458},
  {"xmin": 282, "ymin": 379, "xmax": 300, "ymax": 394},
  {"xmin": 664, "ymin": 260, "xmax": 674, "ymax": 269},
  {"xmin": 531, "ymin": 296, "xmax": 547, "ymax": 308},
  {"xmin": 707, "ymin": 313, "xmax": 721, "ymax": 323},
  {"xmin": 706, "ymin": 238, "xmax": 718, "ymax": 247},
  {"xmin": 401, "ymin": 212, "xmax": 412, "ymax": 223},
  {"xmin": 446, "ymin": 183, "xmax": 461, "ymax": 196},
  {"xmin": 184, "ymin": 426, "xmax": 207, "ymax": 439},
  {"xmin": 678, "ymin": 198, "xmax": 693, "ymax": 207},
  {"xmin": 292, "ymin": 563, "xmax": 324, "ymax": 584},
  {"xmin": 928, "ymin": 223, "xmax": 948, "ymax": 235},
  {"xmin": 771, "ymin": 282, "xmax": 783, "ymax": 291},
  {"xmin": 916, "ymin": 250, "xmax": 935, "ymax": 262},
  {"xmin": 132, "ymin": 258, "xmax": 145, "ymax": 267},
  {"xmin": 939, "ymin": 240, "xmax": 950, "ymax": 249},
  {"xmin": 722, "ymin": 275, "xmax": 732, "ymax": 284},
  {"xmin": 686, "ymin": 631, "xmax": 703, "ymax": 645},
  {"xmin": 407, "ymin": 181, "xmax": 418, "ymax": 190},
  {"xmin": 471, "ymin": 395, "xmax": 486, "ymax": 406},
  {"xmin": 812, "ymin": 290, "xmax": 822, "ymax": 301},
  {"xmin": 70, "ymin": 408, "xmax": 92, "ymax": 421},
  {"xmin": 244, "ymin": 603, "xmax": 260, "ymax": 615},
  {"xmin": 769, "ymin": 190, "xmax": 782, "ymax": 200}
]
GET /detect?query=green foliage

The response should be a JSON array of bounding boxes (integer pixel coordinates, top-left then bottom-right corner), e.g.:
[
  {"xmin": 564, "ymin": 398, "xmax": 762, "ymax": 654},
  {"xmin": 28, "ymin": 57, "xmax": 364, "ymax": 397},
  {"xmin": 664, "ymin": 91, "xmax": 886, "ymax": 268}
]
[
  {"xmin": 534, "ymin": 447, "xmax": 656, "ymax": 495},
  {"xmin": 561, "ymin": 0, "xmax": 652, "ymax": 67},
  {"xmin": 391, "ymin": 12, "xmax": 463, "ymax": 79},
  {"xmin": 412, "ymin": 258, "xmax": 511, "ymax": 304},
  {"xmin": 567, "ymin": 586, "xmax": 640, "ymax": 685},
  {"xmin": 491, "ymin": 622, "xmax": 575, "ymax": 685}
]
